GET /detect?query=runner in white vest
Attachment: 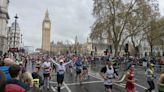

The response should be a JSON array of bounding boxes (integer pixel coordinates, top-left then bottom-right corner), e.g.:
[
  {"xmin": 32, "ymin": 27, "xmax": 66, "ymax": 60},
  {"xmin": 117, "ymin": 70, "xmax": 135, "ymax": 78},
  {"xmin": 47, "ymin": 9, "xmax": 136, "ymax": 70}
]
[{"xmin": 100, "ymin": 58, "xmax": 118, "ymax": 92}]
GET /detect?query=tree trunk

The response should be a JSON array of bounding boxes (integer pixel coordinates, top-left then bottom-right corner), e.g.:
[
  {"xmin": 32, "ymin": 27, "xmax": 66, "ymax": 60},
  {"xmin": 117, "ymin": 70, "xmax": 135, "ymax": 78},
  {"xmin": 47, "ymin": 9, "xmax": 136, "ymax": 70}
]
[
  {"xmin": 150, "ymin": 44, "xmax": 153, "ymax": 57},
  {"xmin": 114, "ymin": 42, "xmax": 119, "ymax": 57}
]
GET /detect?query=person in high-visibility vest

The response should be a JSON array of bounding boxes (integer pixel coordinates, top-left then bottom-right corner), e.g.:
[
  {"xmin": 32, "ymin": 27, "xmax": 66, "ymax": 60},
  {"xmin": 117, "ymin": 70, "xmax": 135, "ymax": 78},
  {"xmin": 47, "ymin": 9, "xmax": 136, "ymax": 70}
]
[{"xmin": 145, "ymin": 63, "xmax": 155, "ymax": 92}]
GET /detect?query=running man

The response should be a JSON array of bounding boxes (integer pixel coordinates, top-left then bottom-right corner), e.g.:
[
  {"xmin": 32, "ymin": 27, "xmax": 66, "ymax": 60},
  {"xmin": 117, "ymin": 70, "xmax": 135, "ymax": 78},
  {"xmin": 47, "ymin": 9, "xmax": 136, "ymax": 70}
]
[
  {"xmin": 51, "ymin": 58, "xmax": 72, "ymax": 92},
  {"xmin": 75, "ymin": 56, "xmax": 83, "ymax": 84},
  {"xmin": 158, "ymin": 70, "xmax": 164, "ymax": 92},
  {"xmin": 100, "ymin": 58, "xmax": 118, "ymax": 92},
  {"xmin": 145, "ymin": 63, "xmax": 155, "ymax": 92}
]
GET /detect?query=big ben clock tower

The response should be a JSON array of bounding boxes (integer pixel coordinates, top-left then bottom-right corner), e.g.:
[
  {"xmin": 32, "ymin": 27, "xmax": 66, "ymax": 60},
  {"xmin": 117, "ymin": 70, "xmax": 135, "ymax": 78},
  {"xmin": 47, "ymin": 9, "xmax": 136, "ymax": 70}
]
[{"xmin": 42, "ymin": 10, "xmax": 51, "ymax": 52}]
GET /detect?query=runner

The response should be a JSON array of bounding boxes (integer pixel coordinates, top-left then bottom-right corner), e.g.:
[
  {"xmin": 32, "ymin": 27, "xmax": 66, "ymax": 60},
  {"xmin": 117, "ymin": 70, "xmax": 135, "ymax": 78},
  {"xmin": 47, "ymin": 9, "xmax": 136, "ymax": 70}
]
[
  {"xmin": 100, "ymin": 58, "xmax": 118, "ymax": 92},
  {"xmin": 41, "ymin": 57, "xmax": 52, "ymax": 90},
  {"xmin": 158, "ymin": 70, "xmax": 164, "ymax": 92},
  {"xmin": 125, "ymin": 64, "xmax": 136, "ymax": 92},
  {"xmin": 75, "ymin": 56, "xmax": 83, "ymax": 84},
  {"xmin": 35, "ymin": 58, "xmax": 42, "ymax": 71},
  {"xmin": 67, "ymin": 58, "xmax": 74, "ymax": 75},
  {"xmin": 51, "ymin": 58, "xmax": 72, "ymax": 92},
  {"xmin": 81, "ymin": 56, "xmax": 89, "ymax": 80},
  {"xmin": 145, "ymin": 63, "xmax": 155, "ymax": 92}
]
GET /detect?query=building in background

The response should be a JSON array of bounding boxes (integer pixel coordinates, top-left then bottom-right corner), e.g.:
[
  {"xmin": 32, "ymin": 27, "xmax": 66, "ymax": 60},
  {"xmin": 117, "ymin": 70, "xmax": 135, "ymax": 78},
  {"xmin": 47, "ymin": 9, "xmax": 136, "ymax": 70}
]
[
  {"xmin": 41, "ymin": 10, "xmax": 51, "ymax": 52},
  {"xmin": 0, "ymin": 0, "xmax": 10, "ymax": 55},
  {"xmin": 50, "ymin": 41, "xmax": 67, "ymax": 55},
  {"xmin": 7, "ymin": 21, "xmax": 21, "ymax": 48},
  {"xmin": 23, "ymin": 46, "xmax": 34, "ymax": 54},
  {"xmin": 82, "ymin": 37, "xmax": 109, "ymax": 56}
]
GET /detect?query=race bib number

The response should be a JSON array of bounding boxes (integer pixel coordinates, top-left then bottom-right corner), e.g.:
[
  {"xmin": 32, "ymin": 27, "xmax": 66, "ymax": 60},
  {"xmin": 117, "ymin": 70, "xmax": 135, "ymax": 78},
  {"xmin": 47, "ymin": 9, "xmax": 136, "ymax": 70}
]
[
  {"xmin": 107, "ymin": 79, "xmax": 112, "ymax": 84},
  {"xmin": 44, "ymin": 68, "xmax": 50, "ymax": 73},
  {"xmin": 58, "ymin": 70, "xmax": 64, "ymax": 75}
]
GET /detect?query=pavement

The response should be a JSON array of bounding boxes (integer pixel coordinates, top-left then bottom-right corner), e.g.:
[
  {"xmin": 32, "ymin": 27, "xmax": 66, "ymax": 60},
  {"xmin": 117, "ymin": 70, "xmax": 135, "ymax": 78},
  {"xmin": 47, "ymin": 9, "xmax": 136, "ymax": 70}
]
[{"xmin": 26, "ymin": 60, "xmax": 159, "ymax": 92}]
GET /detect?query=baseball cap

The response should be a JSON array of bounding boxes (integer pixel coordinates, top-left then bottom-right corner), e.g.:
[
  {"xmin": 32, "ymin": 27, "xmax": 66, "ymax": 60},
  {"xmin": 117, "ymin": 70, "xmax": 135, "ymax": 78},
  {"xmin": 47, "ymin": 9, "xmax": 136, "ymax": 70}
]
[{"xmin": 59, "ymin": 59, "xmax": 64, "ymax": 63}]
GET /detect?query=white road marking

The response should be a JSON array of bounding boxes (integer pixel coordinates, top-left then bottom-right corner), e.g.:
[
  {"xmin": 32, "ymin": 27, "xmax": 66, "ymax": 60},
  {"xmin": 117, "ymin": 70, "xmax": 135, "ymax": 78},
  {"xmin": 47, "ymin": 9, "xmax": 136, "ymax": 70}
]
[
  {"xmin": 49, "ymin": 81, "xmax": 57, "ymax": 84},
  {"xmin": 113, "ymin": 83, "xmax": 125, "ymax": 88},
  {"xmin": 51, "ymin": 86, "xmax": 65, "ymax": 92},
  {"xmin": 135, "ymin": 83, "xmax": 147, "ymax": 89},
  {"xmin": 51, "ymin": 86, "xmax": 56, "ymax": 92},
  {"xmin": 88, "ymin": 72, "xmax": 143, "ymax": 92},
  {"xmin": 63, "ymin": 82, "xmax": 72, "ymax": 92},
  {"xmin": 88, "ymin": 73, "xmax": 103, "ymax": 80},
  {"xmin": 66, "ymin": 81, "xmax": 103, "ymax": 86}
]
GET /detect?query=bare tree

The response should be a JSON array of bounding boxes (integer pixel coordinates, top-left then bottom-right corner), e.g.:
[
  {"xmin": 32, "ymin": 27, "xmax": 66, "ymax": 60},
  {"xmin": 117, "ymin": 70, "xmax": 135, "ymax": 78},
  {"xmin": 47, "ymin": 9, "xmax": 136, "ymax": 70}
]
[{"xmin": 91, "ymin": 0, "xmax": 144, "ymax": 56}]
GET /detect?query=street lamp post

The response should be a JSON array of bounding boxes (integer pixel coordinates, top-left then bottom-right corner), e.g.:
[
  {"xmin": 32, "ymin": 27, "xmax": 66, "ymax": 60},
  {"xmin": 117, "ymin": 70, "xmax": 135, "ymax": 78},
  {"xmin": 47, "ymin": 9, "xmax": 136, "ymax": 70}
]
[
  {"xmin": 13, "ymin": 14, "xmax": 18, "ymax": 48},
  {"xmin": 162, "ymin": 33, "xmax": 164, "ymax": 56},
  {"xmin": 21, "ymin": 34, "xmax": 23, "ymax": 44}
]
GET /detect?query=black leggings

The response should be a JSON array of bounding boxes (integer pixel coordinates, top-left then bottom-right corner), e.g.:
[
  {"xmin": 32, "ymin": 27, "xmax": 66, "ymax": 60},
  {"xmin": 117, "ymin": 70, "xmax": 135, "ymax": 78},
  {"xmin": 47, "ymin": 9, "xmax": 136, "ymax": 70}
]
[
  {"xmin": 147, "ymin": 81, "xmax": 155, "ymax": 92},
  {"xmin": 57, "ymin": 73, "xmax": 64, "ymax": 84}
]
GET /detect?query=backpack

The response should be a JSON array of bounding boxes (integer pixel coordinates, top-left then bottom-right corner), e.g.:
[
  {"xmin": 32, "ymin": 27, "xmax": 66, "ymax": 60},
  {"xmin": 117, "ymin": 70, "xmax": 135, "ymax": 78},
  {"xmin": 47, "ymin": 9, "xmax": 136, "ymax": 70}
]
[
  {"xmin": 0, "ymin": 66, "xmax": 11, "ymax": 81},
  {"xmin": 76, "ymin": 60, "xmax": 82, "ymax": 66},
  {"xmin": 0, "ymin": 70, "xmax": 6, "ymax": 82}
]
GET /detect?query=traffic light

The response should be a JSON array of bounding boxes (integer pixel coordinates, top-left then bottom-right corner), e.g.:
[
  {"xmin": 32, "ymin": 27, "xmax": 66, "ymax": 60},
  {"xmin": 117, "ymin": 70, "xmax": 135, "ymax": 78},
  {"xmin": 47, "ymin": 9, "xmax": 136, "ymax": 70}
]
[
  {"xmin": 109, "ymin": 45, "xmax": 112, "ymax": 53},
  {"xmin": 104, "ymin": 49, "xmax": 108, "ymax": 55},
  {"xmin": 124, "ymin": 43, "xmax": 128, "ymax": 53},
  {"xmin": 91, "ymin": 51, "xmax": 93, "ymax": 56}
]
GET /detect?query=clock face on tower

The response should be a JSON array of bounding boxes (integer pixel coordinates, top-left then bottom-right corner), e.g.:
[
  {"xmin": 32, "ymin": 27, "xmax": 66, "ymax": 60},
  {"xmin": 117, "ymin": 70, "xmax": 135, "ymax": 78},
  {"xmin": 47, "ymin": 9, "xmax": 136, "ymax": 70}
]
[{"xmin": 44, "ymin": 22, "xmax": 50, "ymax": 29}]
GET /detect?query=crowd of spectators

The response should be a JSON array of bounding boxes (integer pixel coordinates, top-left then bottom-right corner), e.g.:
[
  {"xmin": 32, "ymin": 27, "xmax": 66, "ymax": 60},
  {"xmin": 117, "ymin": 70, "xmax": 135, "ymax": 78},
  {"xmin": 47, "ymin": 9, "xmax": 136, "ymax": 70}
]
[{"xmin": 0, "ymin": 54, "xmax": 41, "ymax": 92}]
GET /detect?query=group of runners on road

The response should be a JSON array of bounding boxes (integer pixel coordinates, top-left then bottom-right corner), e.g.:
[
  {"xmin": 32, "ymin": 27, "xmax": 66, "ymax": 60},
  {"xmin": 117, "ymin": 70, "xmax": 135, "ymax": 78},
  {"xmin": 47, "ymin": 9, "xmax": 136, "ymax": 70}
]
[{"xmin": 0, "ymin": 53, "xmax": 164, "ymax": 92}]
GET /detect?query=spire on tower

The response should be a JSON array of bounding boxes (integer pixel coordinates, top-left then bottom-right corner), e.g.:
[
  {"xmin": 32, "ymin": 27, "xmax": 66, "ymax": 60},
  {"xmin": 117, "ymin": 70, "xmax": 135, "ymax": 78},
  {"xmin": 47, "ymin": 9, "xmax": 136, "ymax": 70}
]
[
  {"xmin": 75, "ymin": 35, "xmax": 78, "ymax": 44},
  {"xmin": 44, "ymin": 9, "xmax": 50, "ymax": 21}
]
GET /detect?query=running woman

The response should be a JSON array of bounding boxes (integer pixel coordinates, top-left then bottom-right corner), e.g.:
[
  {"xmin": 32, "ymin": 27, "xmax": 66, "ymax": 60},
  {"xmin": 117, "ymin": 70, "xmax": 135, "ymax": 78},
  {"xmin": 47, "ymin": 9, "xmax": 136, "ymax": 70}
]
[
  {"xmin": 125, "ymin": 64, "xmax": 136, "ymax": 92},
  {"xmin": 100, "ymin": 58, "xmax": 118, "ymax": 92},
  {"xmin": 81, "ymin": 56, "xmax": 89, "ymax": 80},
  {"xmin": 51, "ymin": 58, "xmax": 72, "ymax": 92},
  {"xmin": 41, "ymin": 57, "xmax": 52, "ymax": 90}
]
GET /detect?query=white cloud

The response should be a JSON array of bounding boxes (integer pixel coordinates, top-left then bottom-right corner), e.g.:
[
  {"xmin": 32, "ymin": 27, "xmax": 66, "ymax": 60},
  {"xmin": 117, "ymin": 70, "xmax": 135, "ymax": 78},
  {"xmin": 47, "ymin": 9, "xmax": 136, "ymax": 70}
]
[
  {"xmin": 8, "ymin": 0, "xmax": 164, "ymax": 49},
  {"xmin": 159, "ymin": 0, "xmax": 164, "ymax": 16},
  {"xmin": 8, "ymin": 0, "xmax": 94, "ymax": 49}
]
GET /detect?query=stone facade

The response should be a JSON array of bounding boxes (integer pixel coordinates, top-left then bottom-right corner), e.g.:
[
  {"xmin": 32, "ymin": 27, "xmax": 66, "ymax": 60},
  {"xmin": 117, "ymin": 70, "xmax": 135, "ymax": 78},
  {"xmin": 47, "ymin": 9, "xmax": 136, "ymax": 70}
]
[
  {"xmin": 50, "ymin": 41, "xmax": 67, "ymax": 55},
  {"xmin": 0, "ymin": 0, "xmax": 9, "ymax": 55}
]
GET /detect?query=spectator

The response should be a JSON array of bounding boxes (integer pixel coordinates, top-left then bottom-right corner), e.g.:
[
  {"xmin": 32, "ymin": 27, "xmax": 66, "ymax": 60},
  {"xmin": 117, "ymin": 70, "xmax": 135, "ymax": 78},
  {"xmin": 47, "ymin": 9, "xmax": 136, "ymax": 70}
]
[
  {"xmin": 26, "ymin": 87, "xmax": 41, "ymax": 92},
  {"xmin": 21, "ymin": 72, "xmax": 33, "ymax": 87},
  {"xmin": 0, "ymin": 58, "xmax": 16, "ymax": 81},
  {"xmin": 5, "ymin": 65, "xmax": 30, "ymax": 92},
  {"xmin": 32, "ymin": 67, "xmax": 43, "ymax": 87},
  {"xmin": 0, "ymin": 70, "xmax": 6, "ymax": 82}
]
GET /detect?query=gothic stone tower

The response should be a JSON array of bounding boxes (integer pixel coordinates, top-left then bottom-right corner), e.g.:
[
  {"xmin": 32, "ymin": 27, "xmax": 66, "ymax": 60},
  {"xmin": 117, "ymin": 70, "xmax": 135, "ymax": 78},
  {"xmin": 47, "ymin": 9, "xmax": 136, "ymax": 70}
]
[{"xmin": 42, "ymin": 10, "xmax": 51, "ymax": 52}]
